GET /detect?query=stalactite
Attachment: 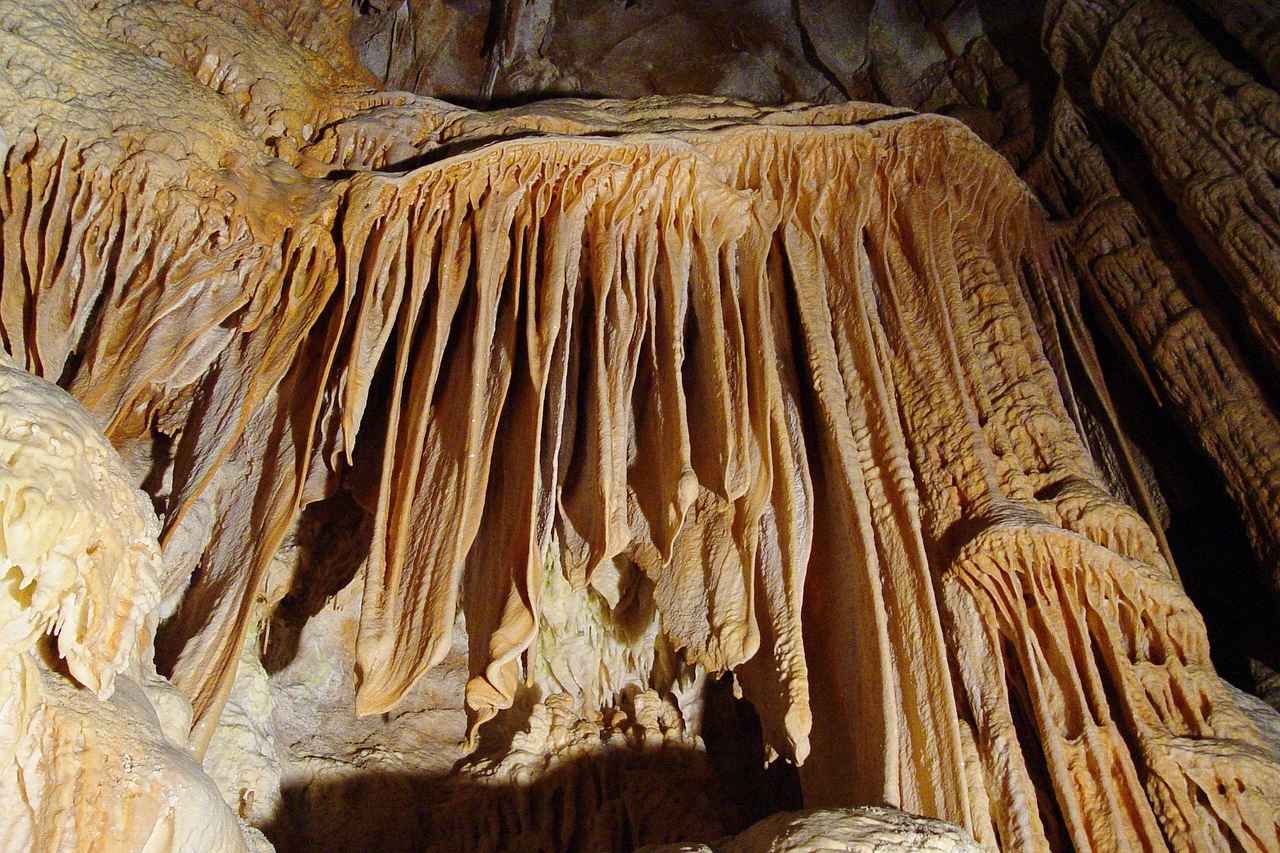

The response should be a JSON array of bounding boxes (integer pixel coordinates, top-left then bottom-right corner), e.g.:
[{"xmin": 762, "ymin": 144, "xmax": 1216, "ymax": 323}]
[
  {"xmin": 1023, "ymin": 87, "xmax": 1280, "ymax": 593},
  {"xmin": 3, "ymin": 3, "xmax": 1280, "ymax": 851},
  {"xmin": 1044, "ymin": 0, "xmax": 1280, "ymax": 395},
  {"xmin": 1184, "ymin": 0, "xmax": 1280, "ymax": 88}
]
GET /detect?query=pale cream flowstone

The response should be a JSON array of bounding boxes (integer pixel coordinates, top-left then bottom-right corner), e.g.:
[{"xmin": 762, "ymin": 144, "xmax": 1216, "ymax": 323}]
[
  {"xmin": 637, "ymin": 806, "xmax": 982, "ymax": 853},
  {"xmin": 203, "ymin": 620, "xmax": 282, "ymax": 831},
  {"xmin": 0, "ymin": 366, "xmax": 253, "ymax": 852},
  {"xmin": 1224, "ymin": 680, "xmax": 1280, "ymax": 764}
]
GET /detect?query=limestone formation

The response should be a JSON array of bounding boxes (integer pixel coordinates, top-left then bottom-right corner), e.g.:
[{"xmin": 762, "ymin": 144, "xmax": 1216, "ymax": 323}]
[
  {"xmin": 1022, "ymin": 87, "xmax": 1280, "ymax": 603},
  {"xmin": 0, "ymin": 365, "xmax": 252, "ymax": 852},
  {"xmin": 1185, "ymin": 0, "xmax": 1280, "ymax": 88},
  {"xmin": 3, "ymin": 2, "xmax": 1280, "ymax": 852},
  {"xmin": 637, "ymin": 806, "xmax": 983, "ymax": 853},
  {"xmin": 1045, "ymin": 0, "xmax": 1280, "ymax": 401}
]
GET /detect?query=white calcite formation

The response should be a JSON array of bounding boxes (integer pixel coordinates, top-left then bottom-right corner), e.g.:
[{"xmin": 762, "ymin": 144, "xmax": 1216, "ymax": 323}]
[
  {"xmin": 0, "ymin": 365, "xmax": 254, "ymax": 852},
  {"xmin": 637, "ymin": 806, "xmax": 983, "ymax": 852}
]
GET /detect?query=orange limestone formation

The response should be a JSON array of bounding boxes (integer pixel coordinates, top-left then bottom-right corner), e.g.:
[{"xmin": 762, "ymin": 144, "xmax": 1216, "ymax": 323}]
[
  {"xmin": 2, "ymin": 2, "xmax": 1280, "ymax": 851},
  {"xmin": 1023, "ymin": 86, "xmax": 1280, "ymax": 609},
  {"xmin": 1184, "ymin": 0, "xmax": 1280, "ymax": 88}
]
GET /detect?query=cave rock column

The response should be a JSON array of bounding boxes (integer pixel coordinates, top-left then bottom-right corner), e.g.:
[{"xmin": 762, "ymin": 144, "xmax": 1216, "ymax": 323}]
[{"xmin": 1044, "ymin": 0, "xmax": 1280, "ymax": 385}]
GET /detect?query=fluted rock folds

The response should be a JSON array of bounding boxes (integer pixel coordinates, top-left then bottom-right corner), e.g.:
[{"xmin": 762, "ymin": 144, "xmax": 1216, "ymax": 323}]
[{"xmin": 3, "ymin": 2, "xmax": 1280, "ymax": 851}]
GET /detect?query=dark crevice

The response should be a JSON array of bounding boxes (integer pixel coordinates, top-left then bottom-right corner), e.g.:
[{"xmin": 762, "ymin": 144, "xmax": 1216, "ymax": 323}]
[
  {"xmin": 262, "ymin": 491, "xmax": 372, "ymax": 676},
  {"xmin": 788, "ymin": 0, "xmax": 854, "ymax": 101},
  {"xmin": 1074, "ymin": 271, "xmax": 1278, "ymax": 682},
  {"xmin": 1177, "ymin": 2, "xmax": 1271, "ymax": 88},
  {"xmin": 1001, "ymin": 638, "xmax": 1072, "ymax": 852},
  {"xmin": 702, "ymin": 674, "xmax": 804, "ymax": 825}
]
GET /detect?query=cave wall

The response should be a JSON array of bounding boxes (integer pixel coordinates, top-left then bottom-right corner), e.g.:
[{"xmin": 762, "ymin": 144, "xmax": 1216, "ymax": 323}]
[
  {"xmin": 295, "ymin": 0, "xmax": 1280, "ymax": 713},
  {"xmin": 3, "ymin": 1, "xmax": 1280, "ymax": 852}
]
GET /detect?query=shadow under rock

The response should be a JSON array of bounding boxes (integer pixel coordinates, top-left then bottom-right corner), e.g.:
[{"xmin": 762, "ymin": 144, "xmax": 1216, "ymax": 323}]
[
  {"xmin": 263, "ymin": 676, "xmax": 801, "ymax": 852},
  {"xmin": 262, "ymin": 490, "xmax": 373, "ymax": 676},
  {"xmin": 263, "ymin": 744, "xmax": 749, "ymax": 853}
]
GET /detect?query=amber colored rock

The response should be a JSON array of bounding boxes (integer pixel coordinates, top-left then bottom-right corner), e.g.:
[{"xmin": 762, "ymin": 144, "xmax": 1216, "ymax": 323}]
[
  {"xmin": 3, "ymin": 2, "xmax": 1280, "ymax": 852},
  {"xmin": 1022, "ymin": 85, "xmax": 1280, "ymax": 596},
  {"xmin": 1045, "ymin": 0, "xmax": 1280, "ymax": 399},
  {"xmin": 1185, "ymin": 0, "xmax": 1280, "ymax": 87}
]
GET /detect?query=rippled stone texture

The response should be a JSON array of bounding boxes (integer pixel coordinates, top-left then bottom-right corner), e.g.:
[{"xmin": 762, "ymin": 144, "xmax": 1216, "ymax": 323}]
[{"xmin": 3, "ymin": 2, "xmax": 1280, "ymax": 852}]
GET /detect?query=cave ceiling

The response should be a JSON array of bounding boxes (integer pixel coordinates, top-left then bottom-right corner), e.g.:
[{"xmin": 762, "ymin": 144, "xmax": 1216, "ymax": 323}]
[{"xmin": 2, "ymin": 1, "xmax": 1280, "ymax": 851}]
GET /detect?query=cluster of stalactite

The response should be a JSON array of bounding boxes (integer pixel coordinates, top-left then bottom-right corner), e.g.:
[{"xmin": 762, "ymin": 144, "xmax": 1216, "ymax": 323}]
[
  {"xmin": 1040, "ymin": 0, "xmax": 1280, "ymax": 590},
  {"xmin": 4, "ymin": 2, "xmax": 1280, "ymax": 851},
  {"xmin": 893, "ymin": 0, "xmax": 1280, "ymax": 643}
]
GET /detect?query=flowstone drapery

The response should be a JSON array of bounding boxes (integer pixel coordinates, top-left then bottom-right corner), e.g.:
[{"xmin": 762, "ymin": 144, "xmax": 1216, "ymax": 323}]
[{"xmin": 3, "ymin": 2, "xmax": 1280, "ymax": 851}]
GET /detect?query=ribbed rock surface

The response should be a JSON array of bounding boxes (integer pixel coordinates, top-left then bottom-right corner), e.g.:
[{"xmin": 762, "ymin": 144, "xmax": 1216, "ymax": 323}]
[
  {"xmin": 0, "ymin": 366, "xmax": 252, "ymax": 852},
  {"xmin": 3, "ymin": 2, "xmax": 1280, "ymax": 852}
]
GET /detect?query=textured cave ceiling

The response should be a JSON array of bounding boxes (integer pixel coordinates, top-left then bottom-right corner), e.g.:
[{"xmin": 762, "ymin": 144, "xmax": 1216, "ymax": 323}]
[{"xmin": 2, "ymin": 1, "xmax": 1280, "ymax": 852}]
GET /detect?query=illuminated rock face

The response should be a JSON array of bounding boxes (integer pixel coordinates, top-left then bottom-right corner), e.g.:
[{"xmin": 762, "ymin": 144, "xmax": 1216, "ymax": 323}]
[
  {"xmin": 635, "ymin": 807, "xmax": 985, "ymax": 853},
  {"xmin": 0, "ymin": 365, "xmax": 254, "ymax": 852},
  {"xmin": 3, "ymin": 2, "xmax": 1280, "ymax": 852}
]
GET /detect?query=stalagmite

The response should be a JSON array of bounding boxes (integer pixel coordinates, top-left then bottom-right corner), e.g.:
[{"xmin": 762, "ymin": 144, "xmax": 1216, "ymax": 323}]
[
  {"xmin": 0, "ymin": 365, "xmax": 255, "ymax": 852},
  {"xmin": 3, "ymin": 1, "xmax": 1280, "ymax": 851}
]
